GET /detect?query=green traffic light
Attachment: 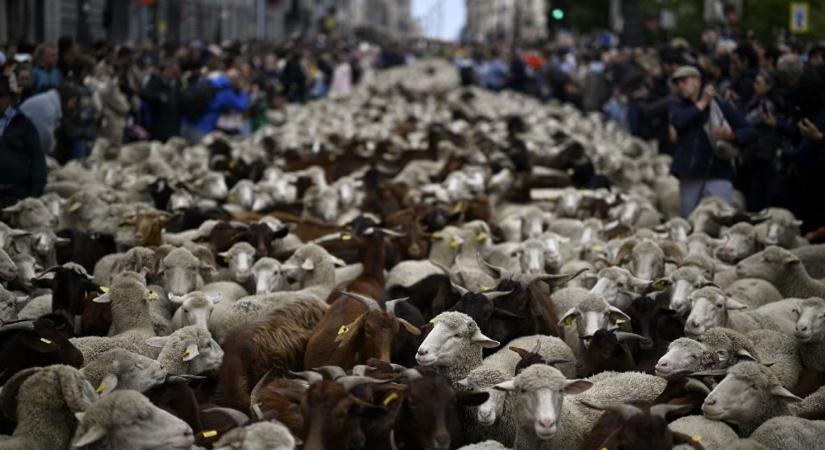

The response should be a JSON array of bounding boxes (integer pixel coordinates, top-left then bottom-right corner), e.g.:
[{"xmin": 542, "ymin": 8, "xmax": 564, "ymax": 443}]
[{"xmin": 552, "ymin": 8, "xmax": 564, "ymax": 20}]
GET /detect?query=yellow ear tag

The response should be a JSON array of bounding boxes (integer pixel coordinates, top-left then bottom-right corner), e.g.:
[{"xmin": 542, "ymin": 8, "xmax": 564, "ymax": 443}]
[
  {"xmin": 563, "ymin": 316, "xmax": 575, "ymax": 326},
  {"xmin": 182, "ymin": 349, "xmax": 191, "ymax": 359},
  {"xmin": 40, "ymin": 337, "xmax": 53, "ymax": 345},
  {"xmin": 96, "ymin": 382, "xmax": 106, "ymax": 394},
  {"xmin": 99, "ymin": 286, "xmax": 109, "ymax": 293},
  {"xmin": 227, "ymin": 194, "xmax": 237, "ymax": 201},
  {"xmin": 566, "ymin": 168, "xmax": 575, "ymax": 176},
  {"xmin": 342, "ymin": 233, "xmax": 352, "ymax": 241},
  {"xmin": 330, "ymin": 154, "xmax": 337, "ymax": 162},
  {"xmin": 431, "ymin": 234, "xmax": 443, "ymax": 241},
  {"xmin": 456, "ymin": 201, "xmax": 464, "ymax": 210},
  {"xmin": 429, "ymin": 317, "xmax": 438, "ymax": 324},
  {"xmin": 147, "ymin": 291, "xmax": 158, "ymax": 301},
  {"xmin": 224, "ymin": 256, "xmax": 230, "ymax": 263},
  {"xmin": 615, "ymin": 319, "xmax": 626, "ymax": 325},
  {"xmin": 450, "ymin": 239, "xmax": 461, "ymax": 249},
  {"xmin": 202, "ymin": 430, "xmax": 218, "ymax": 438},
  {"xmin": 228, "ymin": 160, "xmax": 237, "ymax": 169},
  {"xmin": 691, "ymin": 435, "xmax": 702, "ymax": 442},
  {"xmin": 338, "ymin": 325, "xmax": 350, "ymax": 335},
  {"xmin": 592, "ymin": 245, "xmax": 603, "ymax": 252},
  {"xmin": 475, "ymin": 232, "xmax": 487, "ymax": 242},
  {"xmin": 383, "ymin": 392, "xmax": 400, "ymax": 407}
]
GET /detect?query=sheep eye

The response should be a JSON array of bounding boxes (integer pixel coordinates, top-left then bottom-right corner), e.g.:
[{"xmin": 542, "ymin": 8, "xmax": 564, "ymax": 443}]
[{"xmin": 688, "ymin": 354, "xmax": 697, "ymax": 361}]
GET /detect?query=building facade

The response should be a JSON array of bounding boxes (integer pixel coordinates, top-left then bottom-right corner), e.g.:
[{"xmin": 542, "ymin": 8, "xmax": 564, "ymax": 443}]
[
  {"xmin": 465, "ymin": 0, "xmax": 548, "ymax": 43},
  {"xmin": 0, "ymin": 0, "xmax": 413, "ymax": 46}
]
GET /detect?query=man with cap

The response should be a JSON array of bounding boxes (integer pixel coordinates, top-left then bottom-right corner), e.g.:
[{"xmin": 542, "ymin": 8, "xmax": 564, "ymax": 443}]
[
  {"xmin": 669, "ymin": 65, "xmax": 756, "ymax": 217},
  {"xmin": 0, "ymin": 75, "xmax": 46, "ymax": 206}
]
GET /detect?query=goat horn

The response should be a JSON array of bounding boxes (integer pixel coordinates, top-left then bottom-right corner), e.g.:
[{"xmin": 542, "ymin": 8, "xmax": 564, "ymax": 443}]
[
  {"xmin": 379, "ymin": 228, "xmax": 405, "ymax": 237},
  {"xmin": 390, "ymin": 364, "xmax": 407, "ymax": 372},
  {"xmin": 315, "ymin": 366, "xmax": 347, "ymax": 380},
  {"xmin": 615, "ymin": 332, "xmax": 650, "ymax": 345},
  {"xmin": 450, "ymin": 279, "xmax": 469, "ymax": 297},
  {"xmin": 385, "ymin": 297, "xmax": 409, "ymax": 314},
  {"xmin": 482, "ymin": 289, "xmax": 513, "ymax": 301},
  {"xmin": 202, "ymin": 407, "xmax": 250, "ymax": 426},
  {"xmin": 475, "ymin": 252, "xmax": 512, "ymax": 280},
  {"xmin": 690, "ymin": 368, "xmax": 729, "ymax": 377},
  {"xmin": 578, "ymin": 399, "xmax": 642, "ymax": 420},
  {"xmin": 0, "ymin": 321, "xmax": 35, "ymax": 333},
  {"xmin": 351, "ymin": 365, "xmax": 369, "ymax": 376},
  {"xmin": 518, "ymin": 268, "xmax": 588, "ymax": 288},
  {"xmin": 337, "ymin": 376, "xmax": 391, "ymax": 392},
  {"xmin": 684, "ymin": 378, "xmax": 711, "ymax": 395},
  {"xmin": 249, "ymin": 368, "xmax": 277, "ymax": 410},
  {"xmin": 288, "ymin": 370, "xmax": 324, "ymax": 384},
  {"xmin": 649, "ymin": 403, "xmax": 692, "ymax": 420},
  {"xmin": 401, "ymin": 369, "xmax": 422, "ymax": 380},
  {"xmin": 544, "ymin": 357, "xmax": 571, "ymax": 366},
  {"xmin": 337, "ymin": 291, "xmax": 381, "ymax": 312},
  {"xmin": 530, "ymin": 339, "xmax": 542, "ymax": 354}
]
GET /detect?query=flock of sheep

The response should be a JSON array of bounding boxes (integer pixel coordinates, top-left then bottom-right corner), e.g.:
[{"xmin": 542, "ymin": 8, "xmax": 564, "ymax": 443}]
[{"xmin": 1, "ymin": 60, "xmax": 825, "ymax": 450}]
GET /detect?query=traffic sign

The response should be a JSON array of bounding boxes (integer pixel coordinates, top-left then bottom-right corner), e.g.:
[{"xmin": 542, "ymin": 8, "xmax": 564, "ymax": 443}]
[{"xmin": 790, "ymin": 2, "xmax": 809, "ymax": 34}]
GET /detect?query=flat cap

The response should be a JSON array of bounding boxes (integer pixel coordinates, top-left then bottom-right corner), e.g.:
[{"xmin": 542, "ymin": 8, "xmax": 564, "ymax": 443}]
[{"xmin": 671, "ymin": 65, "xmax": 701, "ymax": 81}]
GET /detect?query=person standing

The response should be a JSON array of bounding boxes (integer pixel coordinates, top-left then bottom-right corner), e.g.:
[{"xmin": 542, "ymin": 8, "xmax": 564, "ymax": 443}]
[
  {"xmin": 141, "ymin": 60, "xmax": 181, "ymax": 142},
  {"xmin": 19, "ymin": 83, "xmax": 78, "ymax": 156},
  {"xmin": 669, "ymin": 66, "xmax": 756, "ymax": 217},
  {"xmin": 0, "ymin": 76, "xmax": 46, "ymax": 206},
  {"xmin": 29, "ymin": 44, "xmax": 63, "ymax": 97}
]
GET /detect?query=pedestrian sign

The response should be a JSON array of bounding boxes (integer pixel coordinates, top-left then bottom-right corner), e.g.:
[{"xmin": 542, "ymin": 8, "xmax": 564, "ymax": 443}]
[{"xmin": 790, "ymin": 2, "xmax": 809, "ymax": 34}]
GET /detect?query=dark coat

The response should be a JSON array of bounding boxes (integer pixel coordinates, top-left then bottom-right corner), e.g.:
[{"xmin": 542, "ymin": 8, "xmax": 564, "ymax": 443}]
[
  {"xmin": 669, "ymin": 96, "xmax": 757, "ymax": 180},
  {"xmin": 0, "ymin": 110, "xmax": 47, "ymax": 201},
  {"xmin": 141, "ymin": 74, "xmax": 182, "ymax": 142}
]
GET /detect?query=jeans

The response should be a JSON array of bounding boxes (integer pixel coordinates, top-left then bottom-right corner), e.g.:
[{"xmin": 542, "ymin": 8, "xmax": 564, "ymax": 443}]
[{"xmin": 679, "ymin": 177, "xmax": 734, "ymax": 217}]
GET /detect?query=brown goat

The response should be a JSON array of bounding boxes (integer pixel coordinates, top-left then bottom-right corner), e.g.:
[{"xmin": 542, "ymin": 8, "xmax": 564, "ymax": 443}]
[
  {"xmin": 581, "ymin": 401, "xmax": 701, "ymax": 450},
  {"xmin": 216, "ymin": 299, "xmax": 327, "ymax": 411},
  {"xmin": 120, "ymin": 209, "xmax": 176, "ymax": 247}
]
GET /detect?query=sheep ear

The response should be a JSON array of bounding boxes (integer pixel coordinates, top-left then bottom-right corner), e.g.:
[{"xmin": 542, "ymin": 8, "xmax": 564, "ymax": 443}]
[
  {"xmin": 302, "ymin": 258, "xmax": 315, "ymax": 271},
  {"xmin": 770, "ymin": 385, "xmax": 802, "ymax": 403},
  {"xmin": 72, "ymin": 424, "xmax": 107, "ymax": 447},
  {"xmin": 735, "ymin": 349, "xmax": 758, "ymax": 361},
  {"xmin": 334, "ymin": 314, "xmax": 365, "ymax": 348},
  {"xmin": 97, "ymin": 373, "xmax": 118, "ymax": 396},
  {"xmin": 470, "ymin": 328, "xmax": 500, "ymax": 348},
  {"xmin": 724, "ymin": 297, "xmax": 748, "ymax": 310},
  {"xmin": 396, "ymin": 318, "xmax": 421, "ymax": 336},
  {"xmin": 182, "ymin": 343, "xmax": 199, "ymax": 361},
  {"xmin": 783, "ymin": 254, "xmax": 801, "ymax": 265},
  {"xmin": 563, "ymin": 379, "xmax": 594, "ymax": 394},
  {"xmin": 207, "ymin": 293, "xmax": 222, "ymax": 305},
  {"xmin": 493, "ymin": 380, "xmax": 516, "ymax": 392},
  {"xmin": 559, "ymin": 308, "xmax": 578, "ymax": 327},
  {"xmin": 509, "ymin": 346, "xmax": 531, "ymax": 358},
  {"xmin": 145, "ymin": 336, "xmax": 169, "ymax": 348}
]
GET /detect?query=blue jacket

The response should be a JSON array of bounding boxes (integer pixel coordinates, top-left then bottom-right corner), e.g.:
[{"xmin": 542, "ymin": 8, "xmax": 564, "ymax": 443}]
[
  {"xmin": 184, "ymin": 74, "xmax": 249, "ymax": 133},
  {"xmin": 30, "ymin": 66, "xmax": 63, "ymax": 96},
  {"xmin": 779, "ymin": 108, "xmax": 825, "ymax": 170},
  {"xmin": 669, "ymin": 96, "xmax": 757, "ymax": 180}
]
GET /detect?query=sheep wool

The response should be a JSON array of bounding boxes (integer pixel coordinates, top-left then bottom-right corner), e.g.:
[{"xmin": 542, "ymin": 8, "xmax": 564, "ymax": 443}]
[
  {"xmin": 155, "ymin": 325, "xmax": 223, "ymax": 375},
  {"xmin": 457, "ymin": 440, "xmax": 510, "ymax": 450},
  {"xmin": 747, "ymin": 416, "xmax": 825, "ymax": 450},
  {"xmin": 669, "ymin": 415, "xmax": 739, "ymax": 450},
  {"xmin": 213, "ymin": 421, "xmax": 297, "ymax": 450},
  {"xmin": 78, "ymin": 348, "xmax": 162, "ymax": 389}
]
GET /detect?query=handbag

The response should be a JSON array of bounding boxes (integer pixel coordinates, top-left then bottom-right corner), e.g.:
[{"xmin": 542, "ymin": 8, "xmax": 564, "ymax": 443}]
[{"xmin": 705, "ymin": 99, "xmax": 740, "ymax": 161}]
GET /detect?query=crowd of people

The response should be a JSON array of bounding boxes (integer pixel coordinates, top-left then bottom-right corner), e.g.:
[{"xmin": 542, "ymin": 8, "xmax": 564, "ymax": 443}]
[
  {"xmin": 0, "ymin": 31, "xmax": 824, "ymax": 232},
  {"xmin": 454, "ymin": 33, "xmax": 825, "ymax": 233}
]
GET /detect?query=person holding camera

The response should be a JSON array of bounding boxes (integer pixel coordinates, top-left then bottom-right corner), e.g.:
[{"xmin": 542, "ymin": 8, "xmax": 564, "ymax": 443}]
[{"xmin": 669, "ymin": 65, "xmax": 757, "ymax": 217}]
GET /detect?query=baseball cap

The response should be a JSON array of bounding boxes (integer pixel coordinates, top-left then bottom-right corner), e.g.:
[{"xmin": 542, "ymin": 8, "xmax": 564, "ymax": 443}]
[{"xmin": 671, "ymin": 65, "xmax": 701, "ymax": 82}]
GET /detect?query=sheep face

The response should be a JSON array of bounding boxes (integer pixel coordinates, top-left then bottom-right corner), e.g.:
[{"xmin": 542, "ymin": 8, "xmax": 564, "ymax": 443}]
[
  {"xmin": 701, "ymin": 362, "xmax": 800, "ymax": 426},
  {"xmin": 494, "ymin": 365, "xmax": 592, "ymax": 440},
  {"xmin": 0, "ymin": 249, "xmax": 18, "ymax": 281},
  {"xmin": 0, "ymin": 287, "xmax": 18, "ymax": 321},
  {"xmin": 72, "ymin": 392, "xmax": 194, "ymax": 450},
  {"xmin": 219, "ymin": 242, "xmax": 256, "ymax": 283},
  {"xmin": 3, "ymin": 198, "xmax": 57, "ymax": 229},
  {"xmin": 13, "ymin": 253, "xmax": 40, "ymax": 288},
  {"xmin": 227, "ymin": 180, "xmax": 255, "ymax": 209},
  {"xmin": 188, "ymin": 336, "xmax": 224, "ymax": 374},
  {"xmin": 106, "ymin": 352, "xmax": 167, "ymax": 393},
  {"xmin": 762, "ymin": 216, "xmax": 801, "ymax": 247},
  {"xmin": 792, "ymin": 298, "xmax": 825, "ymax": 343},
  {"xmin": 172, "ymin": 292, "xmax": 220, "ymax": 329},
  {"xmin": 252, "ymin": 258, "xmax": 289, "ymax": 294},
  {"xmin": 559, "ymin": 295, "xmax": 629, "ymax": 348},
  {"xmin": 735, "ymin": 246, "xmax": 798, "ymax": 283},
  {"xmin": 590, "ymin": 267, "xmax": 643, "ymax": 310},
  {"xmin": 655, "ymin": 338, "xmax": 715, "ymax": 379},
  {"xmin": 717, "ymin": 225, "xmax": 758, "ymax": 264},
  {"xmin": 415, "ymin": 312, "xmax": 499, "ymax": 366},
  {"xmin": 684, "ymin": 288, "xmax": 747, "ymax": 336},
  {"xmin": 520, "ymin": 239, "xmax": 548, "ymax": 274},
  {"xmin": 630, "ymin": 240, "xmax": 665, "ymax": 282},
  {"xmin": 668, "ymin": 267, "xmax": 708, "ymax": 315},
  {"xmin": 161, "ymin": 249, "xmax": 209, "ymax": 296}
]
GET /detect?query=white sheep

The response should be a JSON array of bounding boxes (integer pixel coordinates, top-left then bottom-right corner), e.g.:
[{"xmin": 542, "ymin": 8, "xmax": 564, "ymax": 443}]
[
  {"xmin": 736, "ymin": 246, "xmax": 825, "ymax": 299},
  {"xmin": 79, "ymin": 348, "xmax": 167, "ymax": 396},
  {"xmin": 668, "ymin": 415, "xmax": 739, "ymax": 449},
  {"xmin": 170, "ymin": 291, "xmax": 222, "ymax": 329},
  {"xmin": 791, "ymin": 297, "xmax": 825, "ymax": 372},
  {"xmin": 212, "ymin": 421, "xmax": 297, "ymax": 450},
  {"xmin": 701, "ymin": 361, "xmax": 802, "ymax": 436},
  {"xmin": 0, "ymin": 365, "xmax": 98, "ymax": 450},
  {"xmin": 415, "ymin": 311, "xmax": 500, "ymax": 385},
  {"xmin": 684, "ymin": 286, "xmax": 797, "ymax": 337},
  {"xmin": 493, "ymin": 364, "xmax": 665, "ymax": 450},
  {"xmin": 218, "ymin": 242, "xmax": 256, "ymax": 284},
  {"xmin": 556, "ymin": 291, "xmax": 631, "ymax": 362},
  {"xmin": 744, "ymin": 416, "xmax": 825, "ymax": 450},
  {"xmin": 145, "ymin": 325, "xmax": 224, "ymax": 376},
  {"xmin": 70, "ymin": 390, "xmax": 194, "ymax": 449},
  {"xmin": 457, "ymin": 335, "xmax": 575, "ymax": 446}
]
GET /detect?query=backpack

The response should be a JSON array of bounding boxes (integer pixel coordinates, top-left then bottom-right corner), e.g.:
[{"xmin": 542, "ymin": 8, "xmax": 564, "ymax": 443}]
[{"xmin": 179, "ymin": 78, "xmax": 215, "ymax": 121}]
